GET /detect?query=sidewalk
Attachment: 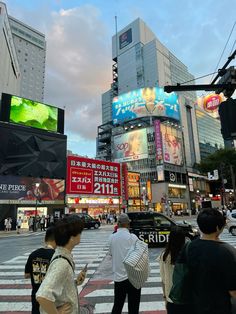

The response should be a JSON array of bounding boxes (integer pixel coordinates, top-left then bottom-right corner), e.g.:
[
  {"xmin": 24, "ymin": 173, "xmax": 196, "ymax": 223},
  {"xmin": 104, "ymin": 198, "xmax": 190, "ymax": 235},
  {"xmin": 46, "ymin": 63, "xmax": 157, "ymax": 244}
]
[{"xmin": 0, "ymin": 228, "xmax": 40, "ymax": 237}]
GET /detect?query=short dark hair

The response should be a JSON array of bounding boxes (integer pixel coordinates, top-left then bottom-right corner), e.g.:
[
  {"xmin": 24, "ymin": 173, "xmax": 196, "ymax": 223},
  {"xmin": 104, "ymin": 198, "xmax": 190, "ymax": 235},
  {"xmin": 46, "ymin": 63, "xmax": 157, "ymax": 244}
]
[
  {"xmin": 45, "ymin": 226, "xmax": 55, "ymax": 242},
  {"xmin": 54, "ymin": 215, "xmax": 84, "ymax": 246},
  {"xmin": 197, "ymin": 208, "xmax": 226, "ymax": 234}
]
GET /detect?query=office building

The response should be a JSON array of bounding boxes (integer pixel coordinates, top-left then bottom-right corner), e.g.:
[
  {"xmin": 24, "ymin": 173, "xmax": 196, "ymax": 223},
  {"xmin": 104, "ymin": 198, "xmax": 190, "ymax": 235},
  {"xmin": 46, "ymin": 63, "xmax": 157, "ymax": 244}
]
[
  {"xmin": 8, "ymin": 16, "xmax": 46, "ymax": 101},
  {"xmin": 97, "ymin": 18, "xmax": 204, "ymax": 212},
  {"xmin": 0, "ymin": 2, "xmax": 21, "ymax": 96}
]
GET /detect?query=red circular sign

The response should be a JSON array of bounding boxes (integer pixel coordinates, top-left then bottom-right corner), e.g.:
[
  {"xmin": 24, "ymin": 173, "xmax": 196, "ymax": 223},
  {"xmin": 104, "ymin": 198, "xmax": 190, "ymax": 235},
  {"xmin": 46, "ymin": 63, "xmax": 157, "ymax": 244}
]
[{"xmin": 203, "ymin": 94, "xmax": 222, "ymax": 112}]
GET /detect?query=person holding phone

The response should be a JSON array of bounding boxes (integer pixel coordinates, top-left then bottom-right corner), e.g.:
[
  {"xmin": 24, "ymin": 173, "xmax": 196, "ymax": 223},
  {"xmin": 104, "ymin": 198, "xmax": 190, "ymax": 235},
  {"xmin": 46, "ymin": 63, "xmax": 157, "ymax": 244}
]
[{"xmin": 36, "ymin": 215, "xmax": 86, "ymax": 314}]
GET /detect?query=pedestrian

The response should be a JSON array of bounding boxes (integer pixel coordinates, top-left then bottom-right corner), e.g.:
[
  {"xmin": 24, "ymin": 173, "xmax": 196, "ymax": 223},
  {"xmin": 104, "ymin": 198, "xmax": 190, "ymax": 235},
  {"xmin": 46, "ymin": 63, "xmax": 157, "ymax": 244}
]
[
  {"xmin": 36, "ymin": 215, "xmax": 86, "ymax": 313},
  {"xmin": 109, "ymin": 213, "xmax": 141, "ymax": 314},
  {"xmin": 158, "ymin": 226, "xmax": 189, "ymax": 314},
  {"xmin": 16, "ymin": 216, "xmax": 22, "ymax": 234},
  {"xmin": 7, "ymin": 217, "xmax": 12, "ymax": 231},
  {"xmin": 40, "ymin": 215, "xmax": 45, "ymax": 231},
  {"xmin": 24, "ymin": 226, "xmax": 56, "ymax": 314},
  {"xmin": 187, "ymin": 208, "xmax": 236, "ymax": 314},
  {"xmin": 28, "ymin": 216, "xmax": 34, "ymax": 231},
  {"xmin": 4, "ymin": 218, "xmax": 8, "ymax": 231}
]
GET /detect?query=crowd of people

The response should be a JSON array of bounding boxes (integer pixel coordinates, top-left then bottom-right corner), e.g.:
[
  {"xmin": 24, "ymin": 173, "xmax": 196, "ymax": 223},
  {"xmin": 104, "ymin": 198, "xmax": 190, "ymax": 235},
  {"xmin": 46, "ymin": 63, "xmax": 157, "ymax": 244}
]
[{"xmin": 16, "ymin": 208, "xmax": 236, "ymax": 314}]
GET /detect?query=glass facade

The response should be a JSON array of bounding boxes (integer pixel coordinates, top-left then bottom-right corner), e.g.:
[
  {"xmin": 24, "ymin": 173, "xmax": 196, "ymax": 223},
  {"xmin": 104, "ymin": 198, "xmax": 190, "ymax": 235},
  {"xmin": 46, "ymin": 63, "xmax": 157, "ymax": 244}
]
[{"xmin": 196, "ymin": 108, "xmax": 224, "ymax": 160}]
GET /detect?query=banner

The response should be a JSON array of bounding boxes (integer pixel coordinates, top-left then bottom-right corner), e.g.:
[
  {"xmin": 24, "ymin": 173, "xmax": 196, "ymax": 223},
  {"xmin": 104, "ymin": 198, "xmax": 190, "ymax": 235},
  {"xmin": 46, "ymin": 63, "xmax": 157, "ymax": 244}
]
[
  {"xmin": 161, "ymin": 125, "xmax": 183, "ymax": 166},
  {"xmin": 112, "ymin": 86, "xmax": 180, "ymax": 124},
  {"xmin": 121, "ymin": 163, "xmax": 128, "ymax": 201},
  {"xmin": 113, "ymin": 129, "xmax": 148, "ymax": 162},
  {"xmin": 67, "ymin": 156, "xmax": 121, "ymax": 196},
  {"xmin": 0, "ymin": 175, "xmax": 65, "ymax": 204},
  {"xmin": 154, "ymin": 119, "xmax": 163, "ymax": 160}
]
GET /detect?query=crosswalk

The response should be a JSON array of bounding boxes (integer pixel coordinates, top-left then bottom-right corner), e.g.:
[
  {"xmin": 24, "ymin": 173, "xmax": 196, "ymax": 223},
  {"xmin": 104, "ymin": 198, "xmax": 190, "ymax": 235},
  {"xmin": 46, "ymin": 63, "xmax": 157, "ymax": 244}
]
[{"xmin": 1, "ymin": 227, "xmax": 236, "ymax": 313}]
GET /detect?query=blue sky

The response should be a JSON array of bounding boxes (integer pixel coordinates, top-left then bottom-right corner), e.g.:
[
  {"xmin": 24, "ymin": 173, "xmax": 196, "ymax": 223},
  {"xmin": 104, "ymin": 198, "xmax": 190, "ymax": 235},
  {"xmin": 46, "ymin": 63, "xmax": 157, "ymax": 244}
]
[{"xmin": 3, "ymin": 0, "xmax": 236, "ymax": 157}]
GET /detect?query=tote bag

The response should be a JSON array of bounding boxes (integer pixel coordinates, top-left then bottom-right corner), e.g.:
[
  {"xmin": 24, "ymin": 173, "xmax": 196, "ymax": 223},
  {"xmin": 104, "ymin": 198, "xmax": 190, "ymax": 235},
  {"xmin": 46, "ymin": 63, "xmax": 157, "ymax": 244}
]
[
  {"xmin": 169, "ymin": 241, "xmax": 192, "ymax": 304},
  {"xmin": 123, "ymin": 238, "xmax": 149, "ymax": 289}
]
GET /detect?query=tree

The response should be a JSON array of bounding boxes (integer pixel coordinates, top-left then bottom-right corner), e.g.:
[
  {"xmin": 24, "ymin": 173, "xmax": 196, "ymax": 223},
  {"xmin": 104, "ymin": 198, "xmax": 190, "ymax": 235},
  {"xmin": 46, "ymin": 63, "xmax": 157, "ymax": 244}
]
[{"xmin": 197, "ymin": 148, "xmax": 236, "ymax": 206}]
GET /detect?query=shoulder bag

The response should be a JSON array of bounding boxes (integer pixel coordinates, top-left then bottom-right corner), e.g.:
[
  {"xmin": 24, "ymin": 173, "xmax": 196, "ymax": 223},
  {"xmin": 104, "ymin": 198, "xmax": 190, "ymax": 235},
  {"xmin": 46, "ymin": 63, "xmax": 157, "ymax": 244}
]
[
  {"xmin": 169, "ymin": 241, "xmax": 192, "ymax": 304},
  {"xmin": 123, "ymin": 237, "xmax": 149, "ymax": 289}
]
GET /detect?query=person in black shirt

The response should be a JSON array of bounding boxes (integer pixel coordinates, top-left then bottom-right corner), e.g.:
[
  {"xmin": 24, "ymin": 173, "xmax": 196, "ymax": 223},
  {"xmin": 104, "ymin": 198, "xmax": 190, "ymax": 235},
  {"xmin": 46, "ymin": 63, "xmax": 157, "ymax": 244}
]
[
  {"xmin": 187, "ymin": 208, "xmax": 236, "ymax": 314},
  {"xmin": 25, "ymin": 226, "xmax": 56, "ymax": 314}
]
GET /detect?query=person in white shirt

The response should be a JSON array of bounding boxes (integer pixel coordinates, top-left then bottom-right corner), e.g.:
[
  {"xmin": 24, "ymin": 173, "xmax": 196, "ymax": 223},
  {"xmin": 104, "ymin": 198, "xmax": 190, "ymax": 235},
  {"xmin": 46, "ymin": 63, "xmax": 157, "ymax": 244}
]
[
  {"xmin": 17, "ymin": 217, "xmax": 22, "ymax": 234},
  {"xmin": 108, "ymin": 213, "xmax": 140, "ymax": 314}
]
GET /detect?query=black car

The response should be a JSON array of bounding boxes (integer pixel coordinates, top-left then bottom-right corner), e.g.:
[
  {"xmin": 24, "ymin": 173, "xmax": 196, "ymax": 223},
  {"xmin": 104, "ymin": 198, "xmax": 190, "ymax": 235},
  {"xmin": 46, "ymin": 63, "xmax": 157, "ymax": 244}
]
[
  {"xmin": 127, "ymin": 211, "xmax": 199, "ymax": 246},
  {"xmin": 76, "ymin": 213, "xmax": 100, "ymax": 229}
]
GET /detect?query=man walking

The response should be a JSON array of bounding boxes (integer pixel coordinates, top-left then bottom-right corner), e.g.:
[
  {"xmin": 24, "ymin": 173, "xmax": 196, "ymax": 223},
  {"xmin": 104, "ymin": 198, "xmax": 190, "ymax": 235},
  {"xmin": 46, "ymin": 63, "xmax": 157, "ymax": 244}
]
[
  {"xmin": 187, "ymin": 208, "xmax": 236, "ymax": 314},
  {"xmin": 16, "ymin": 216, "xmax": 22, "ymax": 234},
  {"xmin": 24, "ymin": 226, "xmax": 56, "ymax": 314},
  {"xmin": 109, "ymin": 213, "xmax": 141, "ymax": 314}
]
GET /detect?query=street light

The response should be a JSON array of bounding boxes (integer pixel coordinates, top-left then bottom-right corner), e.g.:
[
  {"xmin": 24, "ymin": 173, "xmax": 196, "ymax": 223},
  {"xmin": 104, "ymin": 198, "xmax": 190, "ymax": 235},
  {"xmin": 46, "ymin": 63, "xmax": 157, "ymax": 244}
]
[{"xmin": 34, "ymin": 183, "xmax": 40, "ymax": 232}]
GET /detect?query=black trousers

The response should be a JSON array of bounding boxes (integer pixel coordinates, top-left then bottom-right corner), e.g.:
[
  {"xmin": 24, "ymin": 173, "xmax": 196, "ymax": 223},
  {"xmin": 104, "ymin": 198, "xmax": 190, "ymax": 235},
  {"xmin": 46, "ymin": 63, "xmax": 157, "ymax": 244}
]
[
  {"xmin": 167, "ymin": 301, "xmax": 190, "ymax": 314},
  {"xmin": 111, "ymin": 279, "xmax": 141, "ymax": 314},
  {"xmin": 31, "ymin": 293, "xmax": 40, "ymax": 314}
]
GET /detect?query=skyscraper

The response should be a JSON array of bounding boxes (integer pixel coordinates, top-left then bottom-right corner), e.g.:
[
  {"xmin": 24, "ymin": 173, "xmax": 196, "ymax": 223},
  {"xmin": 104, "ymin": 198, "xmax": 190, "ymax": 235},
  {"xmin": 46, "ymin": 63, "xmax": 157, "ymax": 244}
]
[{"xmin": 8, "ymin": 16, "xmax": 46, "ymax": 102}]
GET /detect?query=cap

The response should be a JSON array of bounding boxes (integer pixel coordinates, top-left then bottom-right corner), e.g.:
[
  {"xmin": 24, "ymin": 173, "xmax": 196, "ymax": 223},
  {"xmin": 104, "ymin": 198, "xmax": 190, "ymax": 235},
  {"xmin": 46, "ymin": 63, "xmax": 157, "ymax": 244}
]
[{"xmin": 118, "ymin": 213, "xmax": 131, "ymax": 224}]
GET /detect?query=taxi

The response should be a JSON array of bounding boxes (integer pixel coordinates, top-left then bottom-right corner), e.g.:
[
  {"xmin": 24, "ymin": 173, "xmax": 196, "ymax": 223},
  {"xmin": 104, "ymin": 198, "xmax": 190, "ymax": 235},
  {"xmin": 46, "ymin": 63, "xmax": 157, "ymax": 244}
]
[{"xmin": 127, "ymin": 211, "xmax": 199, "ymax": 246}]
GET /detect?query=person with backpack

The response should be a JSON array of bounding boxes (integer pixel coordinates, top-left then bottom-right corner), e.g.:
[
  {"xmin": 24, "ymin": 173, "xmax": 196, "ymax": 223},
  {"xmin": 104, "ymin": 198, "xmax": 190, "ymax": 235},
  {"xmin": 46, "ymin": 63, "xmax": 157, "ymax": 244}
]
[
  {"xmin": 36, "ymin": 215, "xmax": 86, "ymax": 314},
  {"xmin": 158, "ymin": 226, "xmax": 189, "ymax": 314},
  {"xmin": 25, "ymin": 226, "xmax": 56, "ymax": 314}
]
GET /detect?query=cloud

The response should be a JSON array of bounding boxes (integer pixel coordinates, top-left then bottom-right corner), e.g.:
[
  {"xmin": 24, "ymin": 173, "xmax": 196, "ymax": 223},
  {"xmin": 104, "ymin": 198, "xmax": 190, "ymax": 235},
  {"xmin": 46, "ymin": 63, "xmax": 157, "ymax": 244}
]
[{"xmin": 43, "ymin": 5, "xmax": 112, "ymax": 140}]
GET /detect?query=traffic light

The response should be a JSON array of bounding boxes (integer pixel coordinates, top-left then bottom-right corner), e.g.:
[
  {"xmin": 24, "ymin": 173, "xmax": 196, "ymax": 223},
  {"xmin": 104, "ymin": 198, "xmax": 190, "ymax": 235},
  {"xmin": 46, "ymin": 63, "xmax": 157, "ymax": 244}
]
[{"xmin": 218, "ymin": 98, "xmax": 236, "ymax": 140}]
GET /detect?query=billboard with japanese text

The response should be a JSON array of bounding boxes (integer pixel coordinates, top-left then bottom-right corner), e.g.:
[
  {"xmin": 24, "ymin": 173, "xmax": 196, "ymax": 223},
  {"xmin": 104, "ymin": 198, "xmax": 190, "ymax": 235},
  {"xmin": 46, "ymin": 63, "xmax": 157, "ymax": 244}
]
[
  {"xmin": 67, "ymin": 156, "xmax": 121, "ymax": 196},
  {"xmin": 112, "ymin": 87, "xmax": 180, "ymax": 124},
  {"xmin": 113, "ymin": 129, "xmax": 148, "ymax": 162}
]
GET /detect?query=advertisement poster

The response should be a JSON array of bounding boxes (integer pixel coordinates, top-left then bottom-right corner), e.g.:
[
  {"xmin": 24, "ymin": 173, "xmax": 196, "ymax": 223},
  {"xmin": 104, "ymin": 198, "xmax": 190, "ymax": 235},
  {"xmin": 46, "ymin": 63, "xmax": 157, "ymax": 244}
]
[
  {"xmin": 128, "ymin": 172, "xmax": 140, "ymax": 198},
  {"xmin": 119, "ymin": 28, "xmax": 132, "ymax": 49},
  {"xmin": 121, "ymin": 163, "xmax": 128, "ymax": 201},
  {"xmin": 67, "ymin": 156, "xmax": 121, "ymax": 196},
  {"xmin": 112, "ymin": 86, "xmax": 180, "ymax": 124},
  {"xmin": 161, "ymin": 125, "xmax": 183, "ymax": 166},
  {"xmin": 0, "ymin": 176, "xmax": 65, "ymax": 204},
  {"xmin": 196, "ymin": 93, "xmax": 223, "ymax": 118},
  {"xmin": 113, "ymin": 129, "xmax": 148, "ymax": 162},
  {"xmin": 154, "ymin": 119, "xmax": 163, "ymax": 160}
]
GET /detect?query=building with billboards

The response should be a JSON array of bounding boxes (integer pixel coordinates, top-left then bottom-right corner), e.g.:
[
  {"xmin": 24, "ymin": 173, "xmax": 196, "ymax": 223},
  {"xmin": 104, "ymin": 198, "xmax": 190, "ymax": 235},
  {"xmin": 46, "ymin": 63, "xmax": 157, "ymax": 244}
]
[
  {"xmin": 97, "ymin": 18, "xmax": 205, "ymax": 213},
  {"xmin": 0, "ymin": 93, "xmax": 66, "ymax": 229},
  {"xmin": 66, "ymin": 156, "xmax": 121, "ymax": 217}
]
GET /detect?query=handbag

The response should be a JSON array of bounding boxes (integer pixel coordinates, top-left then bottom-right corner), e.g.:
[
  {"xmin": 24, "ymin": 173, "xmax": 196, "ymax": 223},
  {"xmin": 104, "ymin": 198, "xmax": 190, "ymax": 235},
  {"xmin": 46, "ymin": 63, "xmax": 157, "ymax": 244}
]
[
  {"xmin": 169, "ymin": 241, "xmax": 192, "ymax": 304},
  {"xmin": 123, "ymin": 238, "xmax": 149, "ymax": 289}
]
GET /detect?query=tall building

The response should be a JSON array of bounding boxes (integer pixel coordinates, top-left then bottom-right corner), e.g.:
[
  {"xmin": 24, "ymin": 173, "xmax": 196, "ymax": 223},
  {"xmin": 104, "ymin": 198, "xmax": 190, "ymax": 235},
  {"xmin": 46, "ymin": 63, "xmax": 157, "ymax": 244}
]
[
  {"xmin": 97, "ymin": 18, "xmax": 204, "ymax": 213},
  {"xmin": 0, "ymin": 2, "xmax": 21, "ymax": 96},
  {"xmin": 8, "ymin": 16, "xmax": 46, "ymax": 102}
]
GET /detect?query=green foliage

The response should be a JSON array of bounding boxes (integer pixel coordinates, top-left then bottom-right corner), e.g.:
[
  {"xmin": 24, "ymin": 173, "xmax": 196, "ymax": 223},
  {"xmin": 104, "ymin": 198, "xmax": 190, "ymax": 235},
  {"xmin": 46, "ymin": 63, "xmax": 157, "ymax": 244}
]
[{"xmin": 10, "ymin": 96, "xmax": 58, "ymax": 132}]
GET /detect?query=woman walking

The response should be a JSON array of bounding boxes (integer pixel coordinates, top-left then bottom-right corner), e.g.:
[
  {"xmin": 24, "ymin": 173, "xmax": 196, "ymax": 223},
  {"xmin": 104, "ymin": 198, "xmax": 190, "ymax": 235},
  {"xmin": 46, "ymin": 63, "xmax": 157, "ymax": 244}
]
[
  {"xmin": 36, "ymin": 215, "xmax": 86, "ymax": 313},
  {"xmin": 158, "ymin": 226, "xmax": 189, "ymax": 314}
]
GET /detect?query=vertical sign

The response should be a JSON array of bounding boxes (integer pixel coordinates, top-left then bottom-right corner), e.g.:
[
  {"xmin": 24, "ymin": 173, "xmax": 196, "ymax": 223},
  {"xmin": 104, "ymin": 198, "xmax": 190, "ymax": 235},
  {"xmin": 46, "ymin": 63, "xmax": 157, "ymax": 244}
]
[
  {"xmin": 121, "ymin": 163, "xmax": 128, "ymax": 201},
  {"xmin": 154, "ymin": 119, "xmax": 163, "ymax": 160}
]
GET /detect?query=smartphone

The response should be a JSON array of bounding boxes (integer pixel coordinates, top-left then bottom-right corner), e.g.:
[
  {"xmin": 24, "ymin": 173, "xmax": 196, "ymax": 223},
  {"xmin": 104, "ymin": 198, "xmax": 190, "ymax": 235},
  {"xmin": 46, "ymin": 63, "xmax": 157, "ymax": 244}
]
[{"xmin": 83, "ymin": 263, "xmax": 88, "ymax": 272}]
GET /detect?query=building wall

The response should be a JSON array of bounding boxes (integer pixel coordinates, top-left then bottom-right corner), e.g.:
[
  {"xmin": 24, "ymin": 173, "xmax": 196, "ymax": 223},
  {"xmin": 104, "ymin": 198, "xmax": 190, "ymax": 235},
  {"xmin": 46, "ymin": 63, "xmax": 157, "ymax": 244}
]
[
  {"xmin": 102, "ymin": 90, "xmax": 113, "ymax": 124},
  {"xmin": 0, "ymin": 3, "xmax": 21, "ymax": 96},
  {"xmin": 8, "ymin": 16, "xmax": 46, "ymax": 102}
]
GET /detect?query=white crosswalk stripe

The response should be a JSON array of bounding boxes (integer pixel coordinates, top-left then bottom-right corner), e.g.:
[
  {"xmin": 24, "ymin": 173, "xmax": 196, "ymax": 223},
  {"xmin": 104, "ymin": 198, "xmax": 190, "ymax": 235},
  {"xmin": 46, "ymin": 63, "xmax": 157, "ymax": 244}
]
[{"xmin": 2, "ymin": 226, "xmax": 236, "ymax": 313}]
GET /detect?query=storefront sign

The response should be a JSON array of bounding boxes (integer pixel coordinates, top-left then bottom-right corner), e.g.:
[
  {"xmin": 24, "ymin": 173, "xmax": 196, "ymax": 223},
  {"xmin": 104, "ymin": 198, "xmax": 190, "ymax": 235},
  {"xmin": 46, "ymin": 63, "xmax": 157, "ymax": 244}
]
[
  {"xmin": 67, "ymin": 156, "xmax": 121, "ymax": 196},
  {"xmin": 128, "ymin": 172, "xmax": 140, "ymax": 198},
  {"xmin": 0, "ymin": 175, "xmax": 65, "ymax": 204},
  {"xmin": 121, "ymin": 163, "xmax": 129, "ymax": 201}
]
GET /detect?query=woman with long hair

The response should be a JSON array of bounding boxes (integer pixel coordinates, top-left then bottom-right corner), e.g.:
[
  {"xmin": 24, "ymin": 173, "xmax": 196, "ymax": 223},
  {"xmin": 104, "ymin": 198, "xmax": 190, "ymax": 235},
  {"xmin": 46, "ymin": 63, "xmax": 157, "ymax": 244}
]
[{"xmin": 158, "ymin": 226, "xmax": 188, "ymax": 314}]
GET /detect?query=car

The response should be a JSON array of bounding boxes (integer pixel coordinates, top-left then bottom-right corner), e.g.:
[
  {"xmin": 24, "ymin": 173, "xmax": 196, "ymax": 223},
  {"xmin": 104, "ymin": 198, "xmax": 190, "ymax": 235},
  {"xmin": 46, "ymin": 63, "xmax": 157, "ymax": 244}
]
[
  {"xmin": 226, "ymin": 209, "xmax": 236, "ymax": 235},
  {"xmin": 76, "ymin": 213, "xmax": 100, "ymax": 229},
  {"xmin": 127, "ymin": 211, "xmax": 199, "ymax": 246}
]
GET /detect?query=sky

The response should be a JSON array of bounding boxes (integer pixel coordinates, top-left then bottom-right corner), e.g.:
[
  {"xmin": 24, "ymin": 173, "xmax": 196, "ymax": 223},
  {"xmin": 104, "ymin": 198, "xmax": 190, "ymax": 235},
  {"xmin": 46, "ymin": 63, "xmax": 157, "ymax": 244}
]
[{"xmin": 3, "ymin": 0, "xmax": 236, "ymax": 157}]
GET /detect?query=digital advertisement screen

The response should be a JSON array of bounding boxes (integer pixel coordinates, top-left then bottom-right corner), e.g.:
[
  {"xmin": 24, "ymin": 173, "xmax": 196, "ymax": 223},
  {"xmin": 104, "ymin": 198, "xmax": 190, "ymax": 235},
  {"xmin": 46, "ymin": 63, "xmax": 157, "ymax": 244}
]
[
  {"xmin": 128, "ymin": 172, "xmax": 140, "ymax": 198},
  {"xmin": 9, "ymin": 95, "xmax": 58, "ymax": 132},
  {"xmin": 161, "ymin": 125, "xmax": 183, "ymax": 166},
  {"xmin": 67, "ymin": 156, "xmax": 121, "ymax": 197},
  {"xmin": 112, "ymin": 86, "xmax": 180, "ymax": 124},
  {"xmin": 113, "ymin": 129, "xmax": 148, "ymax": 162}
]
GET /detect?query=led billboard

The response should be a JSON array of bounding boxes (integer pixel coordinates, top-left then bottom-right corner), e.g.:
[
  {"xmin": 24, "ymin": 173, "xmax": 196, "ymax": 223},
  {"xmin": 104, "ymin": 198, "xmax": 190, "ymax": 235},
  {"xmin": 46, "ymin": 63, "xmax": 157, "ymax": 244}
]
[
  {"xmin": 128, "ymin": 172, "xmax": 140, "ymax": 198},
  {"xmin": 0, "ymin": 93, "xmax": 65, "ymax": 133},
  {"xmin": 112, "ymin": 87, "xmax": 180, "ymax": 124},
  {"xmin": 67, "ymin": 156, "xmax": 121, "ymax": 197},
  {"xmin": 113, "ymin": 129, "xmax": 148, "ymax": 162},
  {"xmin": 161, "ymin": 125, "xmax": 183, "ymax": 166}
]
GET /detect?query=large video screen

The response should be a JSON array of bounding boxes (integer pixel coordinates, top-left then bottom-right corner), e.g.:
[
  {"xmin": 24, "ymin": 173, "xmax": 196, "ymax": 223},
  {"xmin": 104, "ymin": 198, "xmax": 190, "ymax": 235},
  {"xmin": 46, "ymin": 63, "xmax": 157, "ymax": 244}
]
[
  {"xmin": 161, "ymin": 125, "xmax": 183, "ymax": 166},
  {"xmin": 113, "ymin": 129, "xmax": 148, "ymax": 162},
  {"xmin": 10, "ymin": 95, "xmax": 58, "ymax": 132},
  {"xmin": 112, "ymin": 86, "xmax": 180, "ymax": 124},
  {"xmin": 0, "ymin": 93, "xmax": 64, "ymax": 134}
]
